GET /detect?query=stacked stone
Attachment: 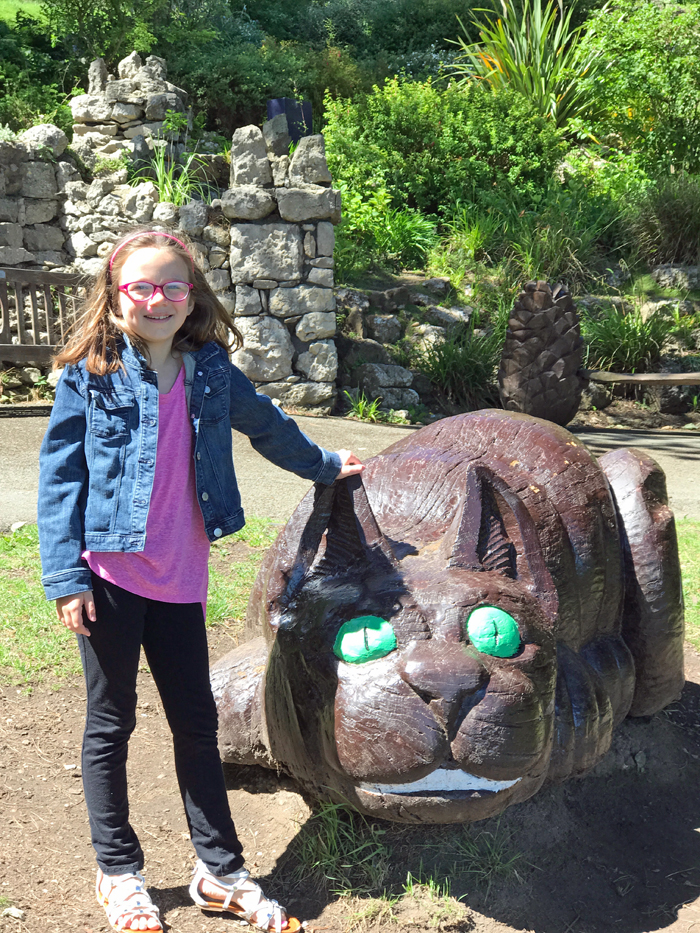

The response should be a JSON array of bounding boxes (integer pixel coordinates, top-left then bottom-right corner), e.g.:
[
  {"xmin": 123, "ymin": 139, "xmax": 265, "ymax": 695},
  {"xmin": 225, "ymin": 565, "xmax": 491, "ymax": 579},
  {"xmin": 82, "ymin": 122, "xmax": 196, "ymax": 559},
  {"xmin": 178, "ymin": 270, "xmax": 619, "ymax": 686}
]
[
  {"xmin": 0, "ymin": 128, "xmax": 74, "ymax": 267},
  {"xmin": 70, "ymin": 52, "xmax": 187, "ymax": 169},
  {"xmin": 222, "ymin": 117, "xmax": 342, "ymax": 415}
]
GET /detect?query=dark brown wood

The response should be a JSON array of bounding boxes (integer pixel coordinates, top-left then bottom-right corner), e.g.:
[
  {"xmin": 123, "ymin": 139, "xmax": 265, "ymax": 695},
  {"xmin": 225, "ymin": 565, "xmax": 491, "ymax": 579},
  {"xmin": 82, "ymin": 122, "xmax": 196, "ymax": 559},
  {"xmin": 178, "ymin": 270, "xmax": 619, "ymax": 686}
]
[
  {"xmin": 212, "ymin": 410, "xmax": 684, "ymax": 824},
  {"xmin": 585, "ymin": 369, "xmax": 700, "ymax": 386},
  {"xmin": 0, "ymin": 268, "xmax": 86, "ymax": 364}
]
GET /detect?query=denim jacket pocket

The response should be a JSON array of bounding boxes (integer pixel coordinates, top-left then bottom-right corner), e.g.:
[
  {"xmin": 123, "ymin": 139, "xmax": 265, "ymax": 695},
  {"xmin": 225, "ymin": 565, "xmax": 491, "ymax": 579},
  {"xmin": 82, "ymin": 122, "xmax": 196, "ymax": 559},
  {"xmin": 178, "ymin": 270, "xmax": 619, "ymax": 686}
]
[
  {"xmin": 88, "ymin": 386, "xmax": 136, "ymax": 438},
  {"xmin": 199, "ymin": 369, "xmax": 229, "ymax": 424}
]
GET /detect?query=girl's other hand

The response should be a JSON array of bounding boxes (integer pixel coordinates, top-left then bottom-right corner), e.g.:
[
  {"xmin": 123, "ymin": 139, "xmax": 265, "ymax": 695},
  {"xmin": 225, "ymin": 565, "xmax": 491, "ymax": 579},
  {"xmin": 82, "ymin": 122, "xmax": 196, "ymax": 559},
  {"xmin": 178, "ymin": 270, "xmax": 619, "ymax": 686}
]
[
  {"xmin": 337, "ymin": 449, "xmax": 365, "ymax": 478},
  {"xmin": 56, "ymin": 590, "xmax": 96, "ymax": 637}
]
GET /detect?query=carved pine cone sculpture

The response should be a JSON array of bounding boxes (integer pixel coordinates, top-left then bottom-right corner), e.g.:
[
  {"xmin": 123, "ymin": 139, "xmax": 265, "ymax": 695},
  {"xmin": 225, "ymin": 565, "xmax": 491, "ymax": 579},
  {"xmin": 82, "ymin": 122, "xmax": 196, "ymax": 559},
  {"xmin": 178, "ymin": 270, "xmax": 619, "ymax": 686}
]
[{"xmin": 497, "ymin": 281, "xmax": 586, "ymax": 426}]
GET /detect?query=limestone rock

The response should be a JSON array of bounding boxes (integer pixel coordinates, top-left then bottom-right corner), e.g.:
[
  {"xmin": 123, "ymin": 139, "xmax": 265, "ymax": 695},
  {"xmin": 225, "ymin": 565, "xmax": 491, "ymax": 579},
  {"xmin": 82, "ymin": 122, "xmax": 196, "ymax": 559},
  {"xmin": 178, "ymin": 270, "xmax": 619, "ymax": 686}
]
[
  {"xmin": 367, "ymin": 314, "xmax": 402, "ymax": 345},
  {"xmin": 232, "ymin": 315, "xmax": 294, "ymax": 381},
  {"xmin": 269, "ymin": 285, "xmax": 335, "ymax": 319},
  {"xmin": 123, "ymin": 121, "xmax": 162, "ymax": 139},
  {"xmin": 0, "ymin": 223, "xmax": 23, "ymax": 248},
  {"xmin": 271, "ymin": 155, "xmax": 289, "ymax": 187},
  {"xmin": 24, "ymin": 224, "xmax": 64, "ymax": 252},
  {"xmin": 276, "ymin": 187, "xmax": 340, "ymax": 223},
  {"xmin": 258, "ymin": 380, "xmax": 336, "ymax": 411},
  {"xmin": 209, "ymin": 246, "xmax": 227, "ymax": 269},
  {"xmin": 118, "ymin": 52, "xmax": 143, "ymax": 79},
  {"xmin": 88, "ymin": 58, "xmax": 109, "ymax": 94},
  {"xmin": 229, "ymin": 223, "xmax": 303, "ymax": 284},
  {"xmin": 230, "ymin": 126, "xmax": 272, "ymax": 187},
  {"xmin": 288, "ymin": 135, "xmax": 332, "ymax": 186},
  {"xmin": 70, "ymin": 95, "xmax": 114, "ymax": 124},
  {"xmin": 297, "ymin": 340, "xmax": 338, "ymax": 382},
  {"xmin": 112, "ymin": 102, "xmax": 144, "ymax": 124},
  {"xmin": 306, "ymin": 267, "xmax": 333, "ymax": 288},
  {"xmin": 20, "ymin": 162, "xmax": 57, "ymax": 199},
  {"xmin": 18, "ymin": 124, "xmax": 68, "ymax": 157},
  {"xmin": 296, "ymin": 311, "xmax": 336, "ymax": 341},
  {"xmin": 178, "ymin": 200, "xmax": 208, "ymax": 237},
  {"xmin": 303, "ymin": 231, "xmax": 316, "ymax": 258},
  {"xmin": 23, "ymin": 199, "xmax": 58, "ymax": 224},
  {"xmin": 235, "ymin": 285, "xmax": 262, "ymax": 316},
  {"xmin": 104, "ymin": 80, "xmax": 146, "ymax": 105},
  {"xmin": 221, "ymin": 186, "xmax": 276, "ymax": 221},
  {"xmin": 66, "ymin": 231, "xmax": 97, "ymax": 258},
  {"xmin": 0, "ymin": 199, "xmax": 18, "ymax": 222},
  {"xmin": 218, "ymin": 292, "xmax": 236, "ymax": 315},
  {"xmin": 354, "ymin": 363, "xmax": 413, "ymax": 396},
  {"xmin": 263, "ymin": 114, "xmax": 291, "ymax": 158},
  {"xmin": 203, "ymin": 224, "xmax": 230, "ymax": 247},
  {"xmin": 316, "ymin": 221, "xmax": 335, "ymax": 256},
  {"xmin": 205, "ymin": 269, "xmax": 230, "ymax": 292},
  {"xmin": 145, "ymin": 93, "xmax": 184, "ymax": 121},
  {"xmin": 74, "ymin": 256, "xmax": 104, "ymax": 276},
  {"xmin": 55, "ymin": 161, "xmax": 79, "ymax": 191},
  {"xmin": 153, "ymin": 201, "xmax": 178, "ymax": 224},
  {"xmin": 0, "ymin": 245, "xmax": 35, "ymax": 264}
]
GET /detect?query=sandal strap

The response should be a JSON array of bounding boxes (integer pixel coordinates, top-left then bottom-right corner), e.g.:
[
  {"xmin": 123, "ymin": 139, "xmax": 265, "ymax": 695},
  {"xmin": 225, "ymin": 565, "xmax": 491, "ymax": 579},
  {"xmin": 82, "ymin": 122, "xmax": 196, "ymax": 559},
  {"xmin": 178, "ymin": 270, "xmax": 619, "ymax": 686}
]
[
  {"xmin": 97, "ymin": 870, "xmax": 161, "ymax": 930},
  {"xmin": 191, "ymin": 861, "xmax": 286, "ymax": 931}
]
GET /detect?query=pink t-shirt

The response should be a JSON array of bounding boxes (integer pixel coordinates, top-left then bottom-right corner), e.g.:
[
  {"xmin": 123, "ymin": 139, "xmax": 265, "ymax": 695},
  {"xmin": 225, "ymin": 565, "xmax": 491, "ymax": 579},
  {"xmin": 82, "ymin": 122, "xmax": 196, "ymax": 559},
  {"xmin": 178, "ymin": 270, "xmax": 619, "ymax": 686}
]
[{"xmin": 84, "ymin": 366, "xmax": 211, "ymax": 607}]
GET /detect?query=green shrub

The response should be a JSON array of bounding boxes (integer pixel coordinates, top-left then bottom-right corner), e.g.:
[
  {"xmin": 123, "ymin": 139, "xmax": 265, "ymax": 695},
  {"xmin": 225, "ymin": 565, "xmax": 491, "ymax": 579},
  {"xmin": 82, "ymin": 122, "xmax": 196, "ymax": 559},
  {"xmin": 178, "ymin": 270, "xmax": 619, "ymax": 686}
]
[
  {"xmin": 581, "ymin": 305, "xmax": 668, "ymax": 373},
  {"xmin": 413, "ymin": 311, "xmax": 507, "ymax": 409},
  {"xmin": 623, "ymin": 173, "xmax": 700, "ymax": 267},
  {"xmin": 335, "ymin": 181, "xmax": 438, "ymax": 278},
  {"xmin": 579, "ymin": 0, "xmax": 700, "ymax": 174},
  {"xmin": 324, "ymin": 78, "xmax": 565, "ymax": 214}
]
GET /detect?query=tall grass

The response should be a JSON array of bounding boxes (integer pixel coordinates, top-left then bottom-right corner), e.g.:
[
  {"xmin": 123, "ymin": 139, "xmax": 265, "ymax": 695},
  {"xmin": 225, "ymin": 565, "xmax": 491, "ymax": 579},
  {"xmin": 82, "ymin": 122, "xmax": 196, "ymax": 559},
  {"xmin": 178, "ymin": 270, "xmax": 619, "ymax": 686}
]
[
  {"xmin": 132, "ymin": 142, "xmax": 212, "ymax": 206},
  {"xmin": 624, "ymin": 174, "xmax": 700, "ymax": 267},
  {"xmin": 581, "ymin": 305, "xmax": 668, "ymax": 373},
  {"xmin": 414, "ymin": 307, "xmax": 508, "ymax": 409}
]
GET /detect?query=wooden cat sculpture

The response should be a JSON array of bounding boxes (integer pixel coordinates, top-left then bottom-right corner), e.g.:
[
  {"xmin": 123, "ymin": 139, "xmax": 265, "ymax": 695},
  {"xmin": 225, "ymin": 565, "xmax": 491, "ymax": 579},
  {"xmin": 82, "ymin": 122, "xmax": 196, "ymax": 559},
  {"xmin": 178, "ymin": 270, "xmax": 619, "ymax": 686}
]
[{"xmin": 212, "ymin": 410, "xmax": 685, "ymax": 824}]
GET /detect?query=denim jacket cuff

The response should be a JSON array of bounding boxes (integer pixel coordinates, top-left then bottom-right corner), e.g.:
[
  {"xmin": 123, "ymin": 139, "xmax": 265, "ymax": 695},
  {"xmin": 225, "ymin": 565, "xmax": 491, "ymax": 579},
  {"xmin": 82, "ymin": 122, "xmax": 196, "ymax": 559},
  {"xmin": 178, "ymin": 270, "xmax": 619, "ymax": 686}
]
[
  {"xmin": 315, "ymin": 449, "xmax": 343, "ymax": 485},
  {"xmin": 41, "ymin": 567, "xmax": 93, "ymax": 602}
]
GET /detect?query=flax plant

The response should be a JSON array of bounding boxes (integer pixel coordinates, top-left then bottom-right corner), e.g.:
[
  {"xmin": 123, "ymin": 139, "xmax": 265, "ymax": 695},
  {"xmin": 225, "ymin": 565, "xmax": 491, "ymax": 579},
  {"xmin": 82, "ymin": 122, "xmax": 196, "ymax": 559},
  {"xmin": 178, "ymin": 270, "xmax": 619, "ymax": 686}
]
[{"xmin": 450, "ymin": 0, "xmax": 605, "ymax": 130}]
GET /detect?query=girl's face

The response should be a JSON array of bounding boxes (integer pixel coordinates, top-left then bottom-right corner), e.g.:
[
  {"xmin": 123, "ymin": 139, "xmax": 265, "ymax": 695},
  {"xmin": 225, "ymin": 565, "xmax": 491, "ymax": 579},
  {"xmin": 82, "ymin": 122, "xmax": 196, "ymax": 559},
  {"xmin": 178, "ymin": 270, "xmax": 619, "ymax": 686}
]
[{"xmin": 116, "ymin": 247, "xmax": 195, "ymax": 356}]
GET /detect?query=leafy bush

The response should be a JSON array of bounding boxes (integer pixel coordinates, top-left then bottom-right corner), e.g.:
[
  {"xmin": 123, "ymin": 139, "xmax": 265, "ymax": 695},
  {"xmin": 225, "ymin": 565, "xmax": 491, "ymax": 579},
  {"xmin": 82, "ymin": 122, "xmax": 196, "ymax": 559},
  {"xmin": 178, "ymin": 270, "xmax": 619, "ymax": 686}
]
[
  {"xmin": 335, "ymin": 182, "xmax": 438, "ymax": 277},
  {"xmin": 579, "ymin": 0, "xmax": 700, "ymax": 173},
  {"xmin": 581, "ymin": 305, "xmax": 668, "ymax": 373},
  {"xmin": 624, "ymin": 173, "xmax": 700, "ymax": 267},
  {"xmin": 324, "ymin": 78, "xmax": 565, "ymax": 214},
  {"xmin": 0, "ymin": 13, "xmax": 77, "ymax": 132},
  {"xmin": 451, "ymin": 0, "xmax": 605, "ymax": 130}
]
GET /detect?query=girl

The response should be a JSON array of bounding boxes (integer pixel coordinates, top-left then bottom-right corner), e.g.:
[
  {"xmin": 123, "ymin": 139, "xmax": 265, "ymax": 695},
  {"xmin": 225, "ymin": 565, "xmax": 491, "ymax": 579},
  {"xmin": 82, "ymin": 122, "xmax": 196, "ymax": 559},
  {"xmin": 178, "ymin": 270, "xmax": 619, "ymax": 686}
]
[{"xmin": 38, "ymin": 228, "xmax": 364, "ymax": 933}]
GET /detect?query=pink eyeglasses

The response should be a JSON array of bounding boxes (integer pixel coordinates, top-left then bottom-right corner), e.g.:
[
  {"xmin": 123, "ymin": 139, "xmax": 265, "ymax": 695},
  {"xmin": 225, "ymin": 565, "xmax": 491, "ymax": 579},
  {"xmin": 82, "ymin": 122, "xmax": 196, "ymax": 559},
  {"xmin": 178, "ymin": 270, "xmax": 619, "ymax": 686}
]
[{"xmin": 118, "ymin": 281, "xmax": 194, "ymax": 302}]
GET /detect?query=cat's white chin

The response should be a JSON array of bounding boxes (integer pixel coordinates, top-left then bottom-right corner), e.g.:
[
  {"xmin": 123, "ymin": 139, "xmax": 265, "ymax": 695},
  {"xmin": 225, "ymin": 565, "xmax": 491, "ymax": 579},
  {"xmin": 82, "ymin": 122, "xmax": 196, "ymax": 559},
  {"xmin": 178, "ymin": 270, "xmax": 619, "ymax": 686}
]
[{"xmin": 359, "ymin": 768, "xmax": 522, "ymax": 796}]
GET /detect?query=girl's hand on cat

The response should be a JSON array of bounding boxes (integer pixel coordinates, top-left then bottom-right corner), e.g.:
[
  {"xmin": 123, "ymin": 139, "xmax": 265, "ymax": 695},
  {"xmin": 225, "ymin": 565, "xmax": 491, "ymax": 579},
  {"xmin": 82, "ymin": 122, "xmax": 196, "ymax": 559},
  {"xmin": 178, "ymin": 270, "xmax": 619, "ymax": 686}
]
[
  {"xmin": 56, "ymin": 590, "xmax": 95, "ymax": 637},
  {"xmin": 337, "ymin": 449, "xmax": 365, "ymax": 477}
]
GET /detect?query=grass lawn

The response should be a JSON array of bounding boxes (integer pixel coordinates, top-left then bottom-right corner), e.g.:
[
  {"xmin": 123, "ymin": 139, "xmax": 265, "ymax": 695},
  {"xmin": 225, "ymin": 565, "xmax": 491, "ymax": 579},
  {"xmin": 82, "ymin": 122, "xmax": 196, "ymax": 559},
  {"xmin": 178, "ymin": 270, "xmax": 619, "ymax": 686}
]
[
  {"xmin": 1, "ymin": 518, "xmax": 698, "ymax": 685},
  {"xmin": 0, "ymin": 0, "xmax": 43, "ymax": 21}
]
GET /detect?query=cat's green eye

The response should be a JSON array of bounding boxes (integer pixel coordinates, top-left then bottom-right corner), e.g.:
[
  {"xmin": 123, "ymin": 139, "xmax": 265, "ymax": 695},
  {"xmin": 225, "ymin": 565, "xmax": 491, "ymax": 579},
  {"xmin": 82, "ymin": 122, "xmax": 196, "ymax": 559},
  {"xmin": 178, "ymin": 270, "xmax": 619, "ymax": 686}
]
[
  {"xmin": 333, "ymin": 616, "xmax": 397, "ymax": 664},
  {"xmin": 466, "ymin": 606, "xmax": 521, "ymax": 658}
]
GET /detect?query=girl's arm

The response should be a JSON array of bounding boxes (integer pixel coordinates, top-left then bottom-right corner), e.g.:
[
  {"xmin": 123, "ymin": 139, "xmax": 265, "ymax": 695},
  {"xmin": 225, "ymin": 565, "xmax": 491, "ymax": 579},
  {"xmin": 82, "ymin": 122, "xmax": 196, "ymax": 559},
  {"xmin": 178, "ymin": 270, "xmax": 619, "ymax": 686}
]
[
  {"xmin": 228, "ymin": 364, "xmax": 355, "ymax": 484},
  {"xmin": 38, "ymin": 366, "xmax": 94, "ymax": 601}
]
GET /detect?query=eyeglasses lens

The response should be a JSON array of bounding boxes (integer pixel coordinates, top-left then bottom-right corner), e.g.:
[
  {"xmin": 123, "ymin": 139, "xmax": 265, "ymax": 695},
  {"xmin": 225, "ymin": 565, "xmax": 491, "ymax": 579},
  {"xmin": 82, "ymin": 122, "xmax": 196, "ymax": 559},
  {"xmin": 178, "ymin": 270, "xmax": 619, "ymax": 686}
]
[{"xmin": 125, "ymin": 282, "xmax": 190, "ymax": 301}]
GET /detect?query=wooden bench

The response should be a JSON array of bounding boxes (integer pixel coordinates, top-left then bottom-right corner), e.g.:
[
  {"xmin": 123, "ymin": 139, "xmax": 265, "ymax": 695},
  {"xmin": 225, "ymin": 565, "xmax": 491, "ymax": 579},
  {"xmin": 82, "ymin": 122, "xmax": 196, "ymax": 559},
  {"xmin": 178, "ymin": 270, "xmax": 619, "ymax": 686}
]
[
  {"xmin": 0, "ymin": 267, "xmax": 86, "ymax": 365},
  {"xmin": 585, "ymin": 370, "xmax": 700, "ymax": 386}
]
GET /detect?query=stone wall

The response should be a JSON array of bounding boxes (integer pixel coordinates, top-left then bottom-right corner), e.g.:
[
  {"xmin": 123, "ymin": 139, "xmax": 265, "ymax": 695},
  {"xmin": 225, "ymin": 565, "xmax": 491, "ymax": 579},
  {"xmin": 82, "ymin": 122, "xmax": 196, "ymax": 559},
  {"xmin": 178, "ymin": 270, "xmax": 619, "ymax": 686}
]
[{"xmin": 69, "ymin": 52, "xmax": 188, "ymax": 171}]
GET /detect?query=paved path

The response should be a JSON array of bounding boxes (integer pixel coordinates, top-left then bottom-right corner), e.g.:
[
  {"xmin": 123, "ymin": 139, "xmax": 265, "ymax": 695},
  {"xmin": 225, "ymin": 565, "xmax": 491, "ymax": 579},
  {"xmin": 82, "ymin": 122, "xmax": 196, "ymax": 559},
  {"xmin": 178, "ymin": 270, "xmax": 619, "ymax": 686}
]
[{"xmin": 1, "ymin": 413, "xmax": 698, "ymax": 533}]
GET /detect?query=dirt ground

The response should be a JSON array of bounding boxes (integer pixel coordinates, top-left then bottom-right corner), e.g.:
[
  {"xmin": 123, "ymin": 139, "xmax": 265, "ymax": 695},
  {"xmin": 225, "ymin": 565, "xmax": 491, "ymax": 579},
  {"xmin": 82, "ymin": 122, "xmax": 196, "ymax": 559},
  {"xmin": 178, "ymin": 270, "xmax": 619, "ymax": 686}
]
[{"xmin": 1, "ymin": 632, "xmax": 699, "ymax": 933}]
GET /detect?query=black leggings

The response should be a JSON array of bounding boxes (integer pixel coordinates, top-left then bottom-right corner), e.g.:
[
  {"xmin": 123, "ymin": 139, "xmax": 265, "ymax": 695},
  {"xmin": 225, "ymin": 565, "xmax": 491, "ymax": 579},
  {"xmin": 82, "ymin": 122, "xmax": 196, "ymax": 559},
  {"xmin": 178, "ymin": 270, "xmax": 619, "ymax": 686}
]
[{"xmin": 78, "ymin": 573, "xmax": 244, "ymax": 875}]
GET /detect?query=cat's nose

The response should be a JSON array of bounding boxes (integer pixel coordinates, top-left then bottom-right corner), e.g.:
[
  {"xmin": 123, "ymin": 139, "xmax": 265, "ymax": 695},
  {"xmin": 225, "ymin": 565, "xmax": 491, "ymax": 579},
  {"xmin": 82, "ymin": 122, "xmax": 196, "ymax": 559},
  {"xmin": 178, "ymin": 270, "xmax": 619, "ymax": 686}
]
[{"xmin": 398, "ymin": 640, "xmax": 487, "ymax": 737}]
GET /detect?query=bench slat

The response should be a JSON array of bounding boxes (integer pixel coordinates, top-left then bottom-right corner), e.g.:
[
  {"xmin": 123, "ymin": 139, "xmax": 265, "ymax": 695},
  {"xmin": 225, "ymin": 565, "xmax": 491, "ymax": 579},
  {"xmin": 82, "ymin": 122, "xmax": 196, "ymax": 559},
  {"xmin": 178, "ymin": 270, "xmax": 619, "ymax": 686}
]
[{"xmin": 586, "ymin": 370, "xmax": 700, "ymax": 386}]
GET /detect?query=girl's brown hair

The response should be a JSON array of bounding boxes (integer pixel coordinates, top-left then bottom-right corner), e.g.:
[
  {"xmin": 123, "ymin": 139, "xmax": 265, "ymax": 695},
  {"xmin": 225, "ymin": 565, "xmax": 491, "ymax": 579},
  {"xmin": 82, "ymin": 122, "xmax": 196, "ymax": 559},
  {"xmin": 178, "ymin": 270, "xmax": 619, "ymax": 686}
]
[{"xmin": 54, "ymin": 227, "xmax": 243, "ymax": 374}]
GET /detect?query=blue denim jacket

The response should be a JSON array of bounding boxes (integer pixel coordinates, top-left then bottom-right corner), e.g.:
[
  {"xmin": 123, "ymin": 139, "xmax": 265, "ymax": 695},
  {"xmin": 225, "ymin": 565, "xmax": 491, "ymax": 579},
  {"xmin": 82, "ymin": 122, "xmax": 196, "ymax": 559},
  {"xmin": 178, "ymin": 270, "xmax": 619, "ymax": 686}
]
[{"xmin": 38, "ymin": 336, "xmax": 341, "ymax": 601}]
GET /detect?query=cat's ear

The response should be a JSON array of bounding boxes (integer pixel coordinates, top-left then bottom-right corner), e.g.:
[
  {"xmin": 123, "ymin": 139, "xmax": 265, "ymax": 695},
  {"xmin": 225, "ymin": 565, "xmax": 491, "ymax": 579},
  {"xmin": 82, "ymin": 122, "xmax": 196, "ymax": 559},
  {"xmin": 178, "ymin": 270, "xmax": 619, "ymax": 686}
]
[
  {"xmin": 283, "ymin": 475, "xmax": 396, "ymax": 601},
  {"xmin": 441, "ymin": 466, "xmax": 557, "ymax": 614}
]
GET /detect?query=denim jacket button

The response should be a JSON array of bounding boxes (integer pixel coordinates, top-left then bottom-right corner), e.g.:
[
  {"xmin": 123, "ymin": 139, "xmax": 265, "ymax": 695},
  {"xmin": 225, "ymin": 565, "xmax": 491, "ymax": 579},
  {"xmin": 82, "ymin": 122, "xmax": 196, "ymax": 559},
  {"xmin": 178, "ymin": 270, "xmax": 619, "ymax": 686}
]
[
  {"xmin": 196, "ymin": 452, "xmax": 201, "ymax": 460},
  {"xmin": 204, "ymin": 386, "xmax": 211, "ymax": 394},
  {"xmin": 197, "ymin": 371, "xmax": 203, "ymax": 376},
  {"xmin": 213, "ymin": 528, "xmax": 222, "ymax": 537},
  {"xmin": 201, "ymin": 491, "xmax": 209, "ymax": 501}
]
